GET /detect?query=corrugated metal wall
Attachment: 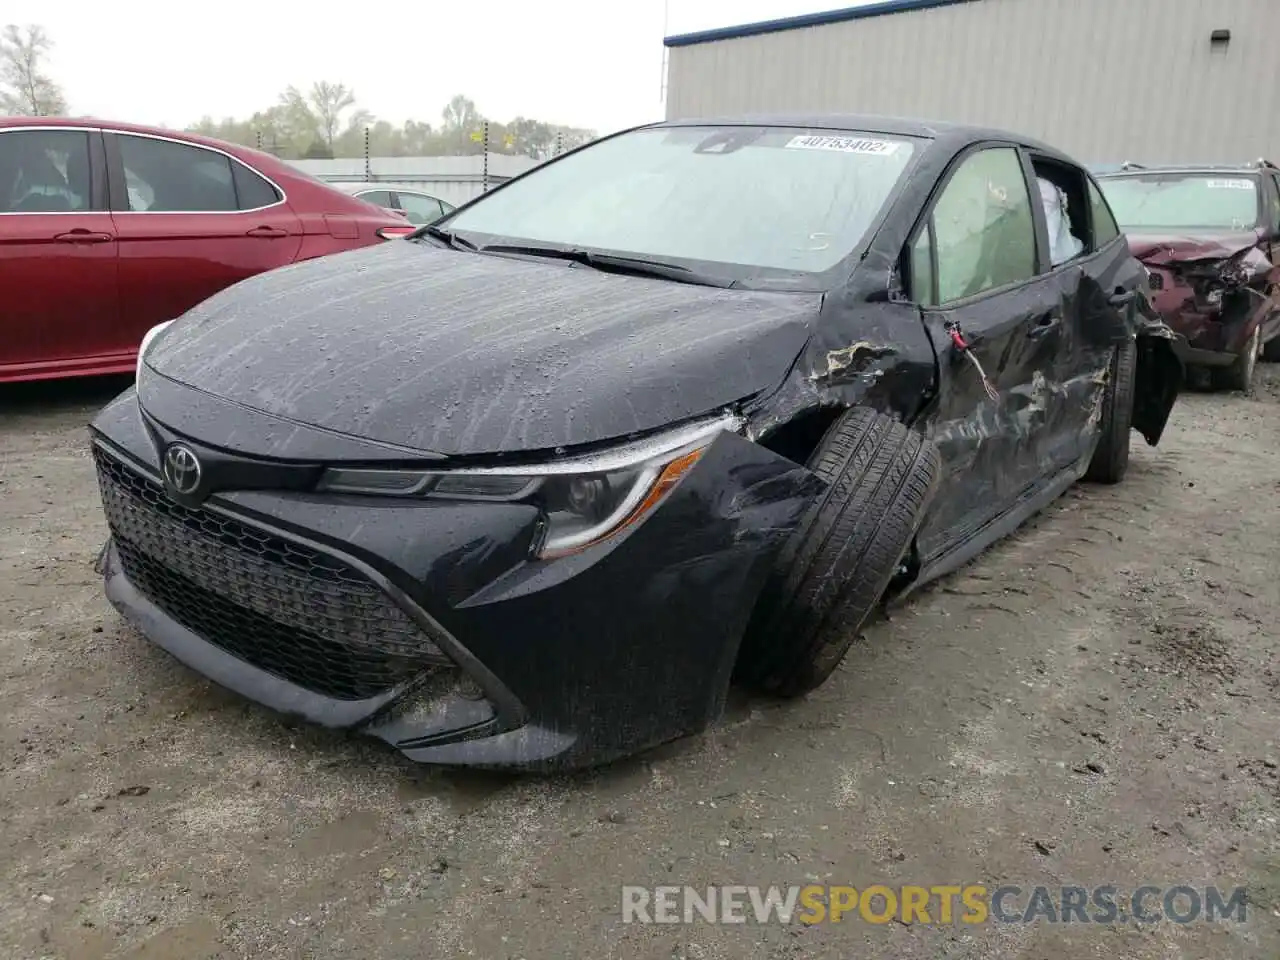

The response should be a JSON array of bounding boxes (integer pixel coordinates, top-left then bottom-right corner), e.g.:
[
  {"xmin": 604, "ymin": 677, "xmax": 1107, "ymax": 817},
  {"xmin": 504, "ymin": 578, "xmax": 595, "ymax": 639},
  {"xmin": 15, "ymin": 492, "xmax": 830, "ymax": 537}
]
[
  {"xmin": 665, "ymin": 0, "xmax": 1280, "ymax": 164},
  {"xmin": 287, "ymin": 154, "xmax": 541, "ymax": 208}
]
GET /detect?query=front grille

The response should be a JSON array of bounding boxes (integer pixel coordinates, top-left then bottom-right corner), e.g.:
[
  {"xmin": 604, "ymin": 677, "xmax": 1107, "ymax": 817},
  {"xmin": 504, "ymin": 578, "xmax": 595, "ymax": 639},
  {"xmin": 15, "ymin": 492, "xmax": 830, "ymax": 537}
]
[
  {"xmin": 94, "ymin": 446, "xmax": 448, "ymax": 701},
  {"xmin": 1147, "ymin": 271, "xmax": 1164, "ymax": 291}
]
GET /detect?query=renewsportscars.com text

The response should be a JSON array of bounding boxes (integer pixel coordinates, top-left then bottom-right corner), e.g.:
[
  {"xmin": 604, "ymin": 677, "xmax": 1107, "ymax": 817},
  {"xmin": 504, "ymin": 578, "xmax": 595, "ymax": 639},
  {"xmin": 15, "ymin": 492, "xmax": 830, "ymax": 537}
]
[{"xmin": 621, "ymin": 884, "xmax": 1247, "ymax": 925}]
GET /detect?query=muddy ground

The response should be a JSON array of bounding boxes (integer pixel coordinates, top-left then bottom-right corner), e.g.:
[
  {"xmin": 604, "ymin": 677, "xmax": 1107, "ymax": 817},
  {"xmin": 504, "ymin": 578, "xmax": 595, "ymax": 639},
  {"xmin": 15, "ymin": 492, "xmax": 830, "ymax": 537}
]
[{"xmin": 2, "ymin": 368, "xmax": 1279, "ymax": 960}]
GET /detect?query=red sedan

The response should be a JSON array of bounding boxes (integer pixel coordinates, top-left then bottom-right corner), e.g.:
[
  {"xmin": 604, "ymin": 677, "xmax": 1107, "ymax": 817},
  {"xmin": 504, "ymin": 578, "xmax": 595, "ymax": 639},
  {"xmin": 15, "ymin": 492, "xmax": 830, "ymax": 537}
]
[{"xmin": 0, "ymin": 117, "xmax": 416, "ymax": 383}]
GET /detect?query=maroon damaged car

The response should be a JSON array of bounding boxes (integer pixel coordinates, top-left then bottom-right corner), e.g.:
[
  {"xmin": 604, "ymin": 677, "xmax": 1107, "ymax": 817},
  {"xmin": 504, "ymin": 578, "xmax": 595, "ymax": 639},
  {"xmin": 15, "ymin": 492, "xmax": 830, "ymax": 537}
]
[{"xmin": 1097, "ymin": 162, "xmax": 1280, "ymax": 391}]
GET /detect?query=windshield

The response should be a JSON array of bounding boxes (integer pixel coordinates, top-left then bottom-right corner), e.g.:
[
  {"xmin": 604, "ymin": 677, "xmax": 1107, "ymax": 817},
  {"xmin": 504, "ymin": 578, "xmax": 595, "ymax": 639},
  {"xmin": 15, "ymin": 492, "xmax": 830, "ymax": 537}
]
[
  {"xmin": 1098, "ymin": 173, "xmax": 1260, "ymax": 232},
  {"xmin": 442, "ymin": 125, "xmax": 921, "ymax": 287}
]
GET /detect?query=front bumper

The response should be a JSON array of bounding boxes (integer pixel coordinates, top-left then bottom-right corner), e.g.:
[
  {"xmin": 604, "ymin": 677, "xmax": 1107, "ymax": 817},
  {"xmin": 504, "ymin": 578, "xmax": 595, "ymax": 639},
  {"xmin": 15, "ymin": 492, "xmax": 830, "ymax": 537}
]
[{"xmin": 90, "ymin": 390, "xmax": 821, "ymax": 771}]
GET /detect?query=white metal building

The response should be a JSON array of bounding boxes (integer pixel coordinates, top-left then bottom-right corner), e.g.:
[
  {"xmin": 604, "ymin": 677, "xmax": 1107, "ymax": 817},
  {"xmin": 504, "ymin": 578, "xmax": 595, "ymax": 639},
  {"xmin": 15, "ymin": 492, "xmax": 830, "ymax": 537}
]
[{"xmin": 662, "ymin": 0, "xmax": 1280, "ymax": 164}]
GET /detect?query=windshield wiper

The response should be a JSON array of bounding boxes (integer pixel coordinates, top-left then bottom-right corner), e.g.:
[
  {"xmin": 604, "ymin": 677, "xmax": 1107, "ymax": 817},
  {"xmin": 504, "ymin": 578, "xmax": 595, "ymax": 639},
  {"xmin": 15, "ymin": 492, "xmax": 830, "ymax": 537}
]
[
  {"xmin": 478, "ymin": 243, "xmax": 736, "ymax": 288},
  {"xmin": 420, "ymin": 224, "xmax": 478, "ymax": 251}
]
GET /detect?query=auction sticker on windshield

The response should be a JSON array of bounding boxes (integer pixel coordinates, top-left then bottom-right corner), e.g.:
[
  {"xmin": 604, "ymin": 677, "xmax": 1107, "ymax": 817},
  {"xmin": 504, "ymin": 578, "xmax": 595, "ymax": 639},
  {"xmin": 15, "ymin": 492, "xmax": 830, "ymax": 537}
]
[
  {"xmin": 785, "ymin": 135, "xmax": 902, "ymax": 156},
  {"xmin": 1206, "ymin": 179, "xmax": 1253, "ymax": 190}
]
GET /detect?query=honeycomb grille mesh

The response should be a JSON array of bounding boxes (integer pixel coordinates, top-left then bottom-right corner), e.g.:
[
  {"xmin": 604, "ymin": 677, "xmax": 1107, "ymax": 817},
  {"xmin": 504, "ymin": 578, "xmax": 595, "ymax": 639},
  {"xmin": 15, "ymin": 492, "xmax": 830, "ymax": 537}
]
[{"xmin": 95, "ymin": 447, "xmax": 446, "ymax": 701}]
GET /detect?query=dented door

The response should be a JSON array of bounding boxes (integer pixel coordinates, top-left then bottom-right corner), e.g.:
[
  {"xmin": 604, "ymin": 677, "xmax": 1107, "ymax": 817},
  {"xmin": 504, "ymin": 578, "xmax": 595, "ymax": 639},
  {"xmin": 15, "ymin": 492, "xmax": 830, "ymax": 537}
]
[{"xmin": 914, "ymin": 275, "xmax": 1065, "ymax": 564}]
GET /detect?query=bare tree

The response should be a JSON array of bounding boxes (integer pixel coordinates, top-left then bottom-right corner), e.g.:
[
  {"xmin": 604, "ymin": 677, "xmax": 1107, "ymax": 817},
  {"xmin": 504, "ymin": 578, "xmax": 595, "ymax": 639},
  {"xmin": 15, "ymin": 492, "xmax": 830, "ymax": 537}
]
[
  {"xmin": 0, "ymin": 24, "xmax": 67, "ymax": 116},
  {"xmin": 307, "ymin": 81, "xmax": 356, "ymax": 149}
]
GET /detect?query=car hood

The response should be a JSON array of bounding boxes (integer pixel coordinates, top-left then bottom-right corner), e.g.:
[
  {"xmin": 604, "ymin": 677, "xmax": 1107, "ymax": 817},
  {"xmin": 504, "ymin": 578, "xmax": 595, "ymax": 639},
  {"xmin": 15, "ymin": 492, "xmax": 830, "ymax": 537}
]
[
  {"xmin": 145, "ymin": 241, "xmax": 821, "ymax": 458},
  {"xmin": 1125, "ymin": 230, "xmax": 1261, "ymax": 265}
]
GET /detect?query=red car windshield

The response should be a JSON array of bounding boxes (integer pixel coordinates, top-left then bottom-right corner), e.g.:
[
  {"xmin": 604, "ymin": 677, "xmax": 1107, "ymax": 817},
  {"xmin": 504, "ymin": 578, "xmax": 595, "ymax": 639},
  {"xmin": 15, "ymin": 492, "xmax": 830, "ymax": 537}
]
[{"xmin": 1099, "ymin": 173, "xmax": 1260, "ymax": 232}]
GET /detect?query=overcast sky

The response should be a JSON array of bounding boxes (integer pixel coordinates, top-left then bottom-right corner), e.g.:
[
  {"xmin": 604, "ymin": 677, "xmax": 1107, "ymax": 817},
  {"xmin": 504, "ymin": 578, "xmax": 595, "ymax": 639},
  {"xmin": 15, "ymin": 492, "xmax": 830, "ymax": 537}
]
[{"xmin": 2, "ymin": 0, "xmax": 877, "ymax": 134}]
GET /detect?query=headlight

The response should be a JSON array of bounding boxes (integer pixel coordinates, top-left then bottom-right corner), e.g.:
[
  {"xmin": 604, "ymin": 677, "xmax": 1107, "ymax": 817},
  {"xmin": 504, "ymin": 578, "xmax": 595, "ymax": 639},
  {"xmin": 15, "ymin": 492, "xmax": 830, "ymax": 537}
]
[
  {"xmin": 136, "ymin": 319, "xmax": 176, "ymax": 377},
  {"xmin": 318, "ymin": 413, "xmax": 743, "ymax": 559}
]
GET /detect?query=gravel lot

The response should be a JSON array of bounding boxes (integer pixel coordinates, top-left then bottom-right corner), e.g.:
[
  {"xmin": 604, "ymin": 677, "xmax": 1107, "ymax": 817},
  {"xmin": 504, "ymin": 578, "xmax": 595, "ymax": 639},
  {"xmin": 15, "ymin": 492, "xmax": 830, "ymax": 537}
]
[{"xmin": 2, "ymin": 369, "xmax": 1279, "ymax": 960}]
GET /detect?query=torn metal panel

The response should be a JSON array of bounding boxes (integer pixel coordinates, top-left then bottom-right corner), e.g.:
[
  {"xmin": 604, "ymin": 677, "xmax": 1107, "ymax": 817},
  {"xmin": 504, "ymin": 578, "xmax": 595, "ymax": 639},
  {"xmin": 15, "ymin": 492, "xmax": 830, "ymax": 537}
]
[{"xmin": 744, "ymin": 291, "xmax": 939, "ymax": 443}]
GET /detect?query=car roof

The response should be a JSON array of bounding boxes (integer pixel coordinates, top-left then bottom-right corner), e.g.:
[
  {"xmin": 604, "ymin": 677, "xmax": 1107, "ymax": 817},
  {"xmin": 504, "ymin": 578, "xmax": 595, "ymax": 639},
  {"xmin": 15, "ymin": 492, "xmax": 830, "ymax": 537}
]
[
  {"xmin": 1097, "ymin": 164, "xmax": 1269, "ymax": 178},
  {"xmin": 647, "ymin": 113, "xmax": 1078, "ymax": 165},
  {"xmin": 0, "ymin": 114, "xmax": 287, "ymax": 171},
  {"xmin": 330, "ymin": 181, "xmax": 440, "ymax": 198}
]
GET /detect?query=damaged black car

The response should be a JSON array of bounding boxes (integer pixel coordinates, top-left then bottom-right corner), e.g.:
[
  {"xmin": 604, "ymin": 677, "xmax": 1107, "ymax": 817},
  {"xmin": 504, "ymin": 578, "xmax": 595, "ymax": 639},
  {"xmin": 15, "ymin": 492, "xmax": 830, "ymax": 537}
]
[
  {"xmin": 90, "ymin": 115, "xmax": 1182, "ymax": 771},
  {"xmin": 1096, "ymin": 161, "xmax": 1280, "ymax": 391}
]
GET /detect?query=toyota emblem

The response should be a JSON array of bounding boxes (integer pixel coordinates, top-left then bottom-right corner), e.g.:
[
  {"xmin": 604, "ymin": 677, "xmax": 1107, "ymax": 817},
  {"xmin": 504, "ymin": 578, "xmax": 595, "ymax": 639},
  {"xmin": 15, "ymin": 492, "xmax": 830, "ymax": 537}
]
[{"xmin": 163, "ymin": 443, "xmax": 202, "ymax": 496}]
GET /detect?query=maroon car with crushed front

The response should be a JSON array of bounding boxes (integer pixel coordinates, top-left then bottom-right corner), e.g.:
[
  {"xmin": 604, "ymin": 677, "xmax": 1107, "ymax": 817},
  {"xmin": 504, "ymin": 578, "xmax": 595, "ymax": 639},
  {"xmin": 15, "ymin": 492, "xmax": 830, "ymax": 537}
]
[
  {"xmin": 1096, "ymin": 161, "xmax": 1280, "ymax": 392},
  {"xmin": 0, "ymin": 117, "xmax": 416, "ymax": 383}
]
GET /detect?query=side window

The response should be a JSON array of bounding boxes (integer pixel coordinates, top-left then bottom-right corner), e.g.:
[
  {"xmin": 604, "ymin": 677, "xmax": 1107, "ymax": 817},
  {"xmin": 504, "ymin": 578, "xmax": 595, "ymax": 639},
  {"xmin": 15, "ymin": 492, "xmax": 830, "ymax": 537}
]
[
  {"xmin": 0, "ymin": 129, "xmax": 92, "ymax": 213},
  {"xmin": 909, "ymin": 228, "xmax": 935, "ymax": 306},
  {"xmin": 1032, "ymin": 158, "xmax": 1091, "ymax": 263},
  {"xmin": 232, "ymin": 162, "xmax": 281, "ymax": 210},
  {"xmin": 1268, "ymin": 173, "xmax": 1280, "ymax": 233},
  {"xmin": 1087, "ymin": 177, "xmax": 1121, "ymax": 246},
  {"xmin": 117, "ymin": 135, "xmax": 237, "ymax": 212},
  {"xmin": 355, "ymin": 190, "xmax": 394, "ymax": 208},
  {"xmin": 930, "ymin": 147, "xmax": 1037, "ymax": 303},
  {"xmin": 397, "ymin": 192, "xmax": 446, "ymax": 225}
]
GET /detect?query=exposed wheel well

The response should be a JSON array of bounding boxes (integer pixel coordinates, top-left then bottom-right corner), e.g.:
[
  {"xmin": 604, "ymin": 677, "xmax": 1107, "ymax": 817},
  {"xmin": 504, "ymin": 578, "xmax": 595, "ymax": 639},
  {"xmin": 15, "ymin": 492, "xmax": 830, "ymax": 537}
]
[{"xmin": 756, "ymin": 405, "xmax": 848, "ymax": 467}]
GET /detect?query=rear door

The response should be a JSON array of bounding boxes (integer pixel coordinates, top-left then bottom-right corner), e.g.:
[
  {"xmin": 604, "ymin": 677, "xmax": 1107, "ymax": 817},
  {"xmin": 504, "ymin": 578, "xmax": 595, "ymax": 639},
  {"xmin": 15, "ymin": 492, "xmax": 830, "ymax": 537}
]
[
  {"xmin": 1021, "ymin": 155, "xmax": 1138, "ymax": 475},
  {"xmin": 106, "ymin": 131, "xmax": 304, "ymax": 340},
  {"xmin": 0, "ymin": 126, "xmax": 120, "ymax": 378},
  {"xmin": 905, "ymin": 143, "xmax": 1065, "ymax": 564}
]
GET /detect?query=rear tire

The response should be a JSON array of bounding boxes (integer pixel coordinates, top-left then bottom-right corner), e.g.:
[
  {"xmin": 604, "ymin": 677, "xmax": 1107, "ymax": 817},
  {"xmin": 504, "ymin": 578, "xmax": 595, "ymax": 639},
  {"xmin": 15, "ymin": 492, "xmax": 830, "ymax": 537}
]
[
  {"xmin": 1212, "ymin": 326, "xmax": 1259, "ymax": 392},
  {"xmin": 1084, "ymin": 338, "xmax": 1137, "ymax": 484},
  {"xmin": 736, "ymin": 408, "xmax": 940, "ymax": 697}
]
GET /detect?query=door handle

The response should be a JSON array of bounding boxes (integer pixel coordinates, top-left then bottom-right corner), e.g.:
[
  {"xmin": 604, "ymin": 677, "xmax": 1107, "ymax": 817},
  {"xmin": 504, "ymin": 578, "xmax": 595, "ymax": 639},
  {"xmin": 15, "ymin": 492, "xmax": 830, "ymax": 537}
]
[
  {"xmin": 245, "ymin": 225, "xmax": 288, "ymax": 238},
  {"xmin": 1028, "ymin": 314, "xmax": 1061, "ymax": 339},
  {"xmin": 54, "ymin": 230, "xmax": 113, "ymax": 244}
]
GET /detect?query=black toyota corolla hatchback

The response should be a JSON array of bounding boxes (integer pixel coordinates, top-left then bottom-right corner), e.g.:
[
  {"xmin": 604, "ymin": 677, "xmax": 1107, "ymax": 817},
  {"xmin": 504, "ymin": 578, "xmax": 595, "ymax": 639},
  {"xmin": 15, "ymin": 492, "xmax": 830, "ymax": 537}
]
[{"xmin": 91, "ymin": 115, "xmax": 1183, "ymax": 771}]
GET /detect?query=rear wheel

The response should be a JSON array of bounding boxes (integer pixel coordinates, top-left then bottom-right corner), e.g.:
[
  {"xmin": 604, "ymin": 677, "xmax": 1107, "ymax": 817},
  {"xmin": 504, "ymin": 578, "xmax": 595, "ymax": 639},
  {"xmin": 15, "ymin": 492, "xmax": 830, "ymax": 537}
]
[
  {"xmin": 736, "ymin": 408, "xmax": 940, "ymax": 697},
  {"xmin": 1212, "ymin": 326, "xmax": 1259, "ymax": 392},
  {"xmin": 1084, "ymin": 338, "xmax": 1137, "ymax": 484}
]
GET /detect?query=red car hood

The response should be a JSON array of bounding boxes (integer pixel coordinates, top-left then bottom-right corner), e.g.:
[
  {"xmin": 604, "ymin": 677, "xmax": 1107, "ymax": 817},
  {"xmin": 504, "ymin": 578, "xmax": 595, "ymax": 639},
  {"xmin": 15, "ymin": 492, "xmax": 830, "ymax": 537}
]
[{"xmin": 1126, "ymin": 231, "xmax": 1261, "ymax": 265}]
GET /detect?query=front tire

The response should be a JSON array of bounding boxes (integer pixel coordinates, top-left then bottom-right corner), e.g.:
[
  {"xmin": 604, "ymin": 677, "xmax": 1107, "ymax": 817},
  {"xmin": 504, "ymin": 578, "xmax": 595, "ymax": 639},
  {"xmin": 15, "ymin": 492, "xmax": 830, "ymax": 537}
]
[
  {"xmin": 1261, "ymin": 329, "xmax": 1280, "ymax": 362},
  {"xmin": 736, "ymin": 408, "xmax": 940, "ymax": 697},
  {"xmin": 1212, "ymin": 326, "xmax": 1259, "ymax": 392},
  {"xmin": 1084, "ymin": 338, "xmax": 1137, "ymax": 484}
]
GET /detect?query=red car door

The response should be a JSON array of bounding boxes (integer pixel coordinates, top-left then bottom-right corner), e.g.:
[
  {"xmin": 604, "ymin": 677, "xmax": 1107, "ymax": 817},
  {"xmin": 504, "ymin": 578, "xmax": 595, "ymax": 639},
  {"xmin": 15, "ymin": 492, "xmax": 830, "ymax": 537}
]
[
  {"xmin": 0, "ymin": 126, "xmax": 122, "ymax": 381},
  {"xmin": 106, "ymin": 131, "xmax": 303, "ymax": 341}
]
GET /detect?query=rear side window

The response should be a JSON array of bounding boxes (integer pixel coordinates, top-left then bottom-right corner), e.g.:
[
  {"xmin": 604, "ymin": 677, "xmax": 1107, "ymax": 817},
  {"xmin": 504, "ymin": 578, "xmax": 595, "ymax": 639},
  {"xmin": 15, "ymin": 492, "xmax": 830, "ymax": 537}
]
[
  {"xmin": 355, "ymin": 189, "xmax": 394, "ymax": 207},
  {"xmin": 232, "ymin": 162, "xmax": 281, "ymax": 209},
  {"xmin": 118, "ymin": 135, "xmax": 237, "ymax": 212},
  {"xmin": 0, "ymin": 129, "xmax": 92, "ymax": 213},
  {"xmin": 397, "ymin": 192, "xmax": 446, "ymax": 225},
  {"xmin": 1087, "ymin": 178, "xmax": 1121, "ymax": 245}
]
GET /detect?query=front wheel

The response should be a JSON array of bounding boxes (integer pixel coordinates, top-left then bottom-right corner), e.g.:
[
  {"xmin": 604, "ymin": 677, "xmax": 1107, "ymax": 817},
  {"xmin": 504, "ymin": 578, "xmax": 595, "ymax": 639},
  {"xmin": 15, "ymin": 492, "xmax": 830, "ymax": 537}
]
[
  {"xmin": 735, "ymin": 408, "xmax": 940, "ymax": 697},
  {"xmin": 1212, "ymin": 326, "xmax": 1259, "ymax": 392},
  {"xmin": 1262, "ymin": 329, "xmax": 1280, "ymax": 362}
]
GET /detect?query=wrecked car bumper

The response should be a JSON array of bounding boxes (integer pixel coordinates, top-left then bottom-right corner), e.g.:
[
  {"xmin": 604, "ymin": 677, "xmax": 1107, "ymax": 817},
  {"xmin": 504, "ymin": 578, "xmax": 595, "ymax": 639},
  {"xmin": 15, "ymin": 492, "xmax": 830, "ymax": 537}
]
[
  {"xmin": 1167, "ymin": 333, "xmax": 1237, "ymax": 368},
  {"xmin": 89, "ymin": 394, "xmax": 822, "ymax": 771}
]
